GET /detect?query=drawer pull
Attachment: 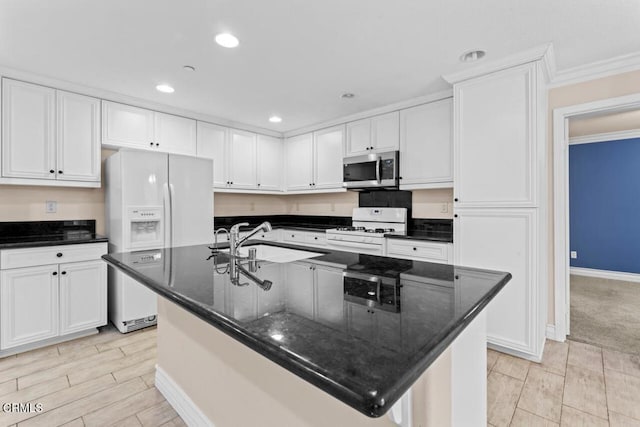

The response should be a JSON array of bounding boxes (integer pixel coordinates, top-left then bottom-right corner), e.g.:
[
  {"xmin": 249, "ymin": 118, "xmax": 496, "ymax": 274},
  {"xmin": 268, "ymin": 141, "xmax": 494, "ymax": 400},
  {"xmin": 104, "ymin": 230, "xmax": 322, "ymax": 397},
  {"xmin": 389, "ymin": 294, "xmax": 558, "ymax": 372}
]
[
  {"xmin": 61, "ymin": 271, "xmax": 67, "ymax": 275},
  {"xmin": 56, "ymin": 253, "xmax": 63, "ymax": 258},
  {"xmin": 314, "ymin": 237, "xmax": 318, "ymax": 240},
  {"xmin": 413, "ymin": 247, "xmax": 417, "ymax": 251},
  {"xmin": 52, "ymin": 271, "xmax": 57, "ymax": 276}
]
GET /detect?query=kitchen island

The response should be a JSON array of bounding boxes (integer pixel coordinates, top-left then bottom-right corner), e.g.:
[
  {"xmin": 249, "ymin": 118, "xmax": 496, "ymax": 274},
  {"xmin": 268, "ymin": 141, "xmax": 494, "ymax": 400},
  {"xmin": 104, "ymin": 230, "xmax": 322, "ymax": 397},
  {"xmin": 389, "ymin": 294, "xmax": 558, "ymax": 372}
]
[{"xmin": 103, "ymin": 241, "xmax": 511, "ymax": 427}]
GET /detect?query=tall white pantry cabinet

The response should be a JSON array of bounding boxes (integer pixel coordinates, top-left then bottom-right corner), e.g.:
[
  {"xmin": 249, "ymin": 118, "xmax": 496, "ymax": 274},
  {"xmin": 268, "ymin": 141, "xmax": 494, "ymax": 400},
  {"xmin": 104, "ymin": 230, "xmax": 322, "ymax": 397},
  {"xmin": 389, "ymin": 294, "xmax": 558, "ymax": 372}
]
[{"xmin": 445, "ymin": 47, "xmax": 552, "ymax": 361}]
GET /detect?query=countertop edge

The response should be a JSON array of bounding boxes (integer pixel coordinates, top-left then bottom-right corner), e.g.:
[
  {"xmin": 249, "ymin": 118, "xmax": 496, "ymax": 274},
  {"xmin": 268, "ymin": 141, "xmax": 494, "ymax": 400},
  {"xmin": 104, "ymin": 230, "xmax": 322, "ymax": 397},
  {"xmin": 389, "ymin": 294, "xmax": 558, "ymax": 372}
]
[{"xmin": 0, "ymin": 236, "xmax": 109, "ymax": 250}]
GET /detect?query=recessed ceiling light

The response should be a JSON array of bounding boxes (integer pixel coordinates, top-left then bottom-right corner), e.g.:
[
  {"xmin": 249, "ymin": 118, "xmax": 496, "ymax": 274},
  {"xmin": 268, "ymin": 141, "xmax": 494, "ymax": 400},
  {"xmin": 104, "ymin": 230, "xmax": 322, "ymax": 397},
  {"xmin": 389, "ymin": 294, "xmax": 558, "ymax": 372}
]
[
  {"xmin": 215, "ymin": 33, "xmax": 239, "ymax": 48},
  {"xmin": 155, "ymin": 84, "xmax": 175, "ymax": 93},
  {"xmin": 460, "ymin": 50, "xmax": 486, "ymax": 63},
  {"xmin": 341, "ymin": 92, "xmax": 355, "ymax": 99},
  {"xmin": 269, "ymin": 115, "xmax": 282, "ymax": 123},
  {"xmin": 183, "ymin": 65, "xmax": 196, "ymax": 72}
]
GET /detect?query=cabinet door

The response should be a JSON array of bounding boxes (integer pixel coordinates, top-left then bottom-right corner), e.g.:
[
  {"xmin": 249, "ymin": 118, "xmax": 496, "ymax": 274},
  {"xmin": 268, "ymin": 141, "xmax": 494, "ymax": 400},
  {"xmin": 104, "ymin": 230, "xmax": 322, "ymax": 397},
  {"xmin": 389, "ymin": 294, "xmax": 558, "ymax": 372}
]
[
  {"xmin": 346, "ymin": 302, "xmax": 374, "ymax": 341},
  {"xmin": 197, "ymin": 121, "xmax": 228, "ymax": 188},
  {"xmin": 154, "ymin": 112, "xmax": 197, "ymax": 156},
  {"xmin": 56, "ymin": 91, "xmax": 101, "ymax": 182},
  {"xmin": 101, "ymin": 101, "xmax": 154, "ymax": 150},
  {"xmin": 284, "ymin": 263, "xmax": 315, "ymax": 319},
  {"xmin": 454, "ymin": 64, "xmax": 536, "ymax": 207},
  {"xmin": 1, "ymin": 265, "xmax": 59, "ymax": 349},
  {"xmin": 314, "ymin": 125, "xmax": 344, "ymax": 189},
  {"xmin": 1, "ymin": 79, "xmax": 56, "ymax": 179},
  {"xmin": 59, "ymin": 260, "xmax": 107, "ymax": 334},
  {"xmin": 257, "ymin": 135, "xmax": 283, "ymax": 191},
  {"xmin": 345, "ymin": 118, "xmax": 371, "ymax": 156},
  {"xmin": 371, "ymin": 111, "xmax": 399, "ymax": 152},
  {"xmin": 314, "ymin": 266, "xmax": 344, "ymax": 329},
  {"xmin": 454, "ymin": 209, "xmax": 540, "ymax": 357},
  {"xmin": 400, "ymin": 99, "xmax": 452, "ymax": 187},
  {"xmin": 285, "ymin": 133, "xmax": 314, "ymax": 190},
  {"xmin": 228, "ymin": 129, "xmax": 257, "ymax": 189}
]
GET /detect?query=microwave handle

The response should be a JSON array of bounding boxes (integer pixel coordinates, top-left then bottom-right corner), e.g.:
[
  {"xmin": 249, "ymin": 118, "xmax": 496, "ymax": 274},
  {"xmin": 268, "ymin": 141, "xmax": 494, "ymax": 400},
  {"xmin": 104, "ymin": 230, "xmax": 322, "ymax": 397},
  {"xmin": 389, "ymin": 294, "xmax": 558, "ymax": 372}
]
[{"xmin": 376, "ymin": 156, "xmax": 381, "ymax": 183}]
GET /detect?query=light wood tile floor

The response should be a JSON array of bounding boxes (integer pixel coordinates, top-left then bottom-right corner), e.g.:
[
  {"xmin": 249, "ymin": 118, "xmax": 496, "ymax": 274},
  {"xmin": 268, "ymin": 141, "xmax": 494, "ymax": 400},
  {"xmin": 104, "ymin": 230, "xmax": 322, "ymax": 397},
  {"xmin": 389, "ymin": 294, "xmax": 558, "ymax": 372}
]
[
  {"xmin": 0, "ymin": 325, "xmax": 185, "ymax": 427},
  {"xmin": 488, "ymin": 339, "xmax": 640, "ymax": 426}
]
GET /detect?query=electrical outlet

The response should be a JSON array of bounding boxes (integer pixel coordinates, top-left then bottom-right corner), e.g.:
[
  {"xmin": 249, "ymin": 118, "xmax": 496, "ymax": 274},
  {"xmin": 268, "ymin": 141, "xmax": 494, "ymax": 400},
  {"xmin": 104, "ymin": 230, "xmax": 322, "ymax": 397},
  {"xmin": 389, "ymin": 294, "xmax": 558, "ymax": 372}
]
[
  {"xmin": 570, "ymin": 251, "xmax": 577, "ymax": 259},
  {"xmin": 440, "ymin": 203, "xmax": 448, "ymax": 213},
  {"xmin": 45, "ymin": 201, "xmax": 57, "ymax": 213}
]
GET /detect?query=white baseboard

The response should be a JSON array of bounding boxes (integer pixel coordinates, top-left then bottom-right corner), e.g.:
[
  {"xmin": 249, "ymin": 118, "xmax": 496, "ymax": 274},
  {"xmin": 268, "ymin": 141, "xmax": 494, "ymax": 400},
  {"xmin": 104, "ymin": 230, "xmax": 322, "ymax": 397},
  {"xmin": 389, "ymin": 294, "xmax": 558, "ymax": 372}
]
[
  {"xmin": 545, "ymin": 324, "xmax": 565, "ymax": 342},
  {"xmin": 155, "ymin": 365, "xmax": 214, "ymax": 427},
  {"xmin": 570, "ymin": 267, "xmax": 640, "ymax": 283}
]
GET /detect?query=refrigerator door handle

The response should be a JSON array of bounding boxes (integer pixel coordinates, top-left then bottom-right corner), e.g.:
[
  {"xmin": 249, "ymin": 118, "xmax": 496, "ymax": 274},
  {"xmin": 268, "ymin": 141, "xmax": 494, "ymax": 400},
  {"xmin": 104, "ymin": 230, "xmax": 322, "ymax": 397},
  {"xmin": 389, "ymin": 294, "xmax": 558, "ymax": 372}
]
[
  {"xmin": 163, "ymin": 182, "xmax": 172, "ymax": 249},
  {"xmin": 168, "ymin": 183, "xmax": 176, "ymax": 248}
]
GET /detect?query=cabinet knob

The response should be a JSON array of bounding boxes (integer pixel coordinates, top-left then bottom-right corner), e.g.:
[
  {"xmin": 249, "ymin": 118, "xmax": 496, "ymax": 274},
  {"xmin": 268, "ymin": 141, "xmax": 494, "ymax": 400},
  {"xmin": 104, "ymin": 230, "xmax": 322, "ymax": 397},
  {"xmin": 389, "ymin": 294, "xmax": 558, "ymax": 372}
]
[
  {"xmin": 150, "ymin": 142, "xmax": 154, "ymax": 146},
  {"xmin": 455, "ymin": 275, "xmax": 459, "ymax": 280},
  {"xmin": 56, "ymin": 252, "xmax": 63, "ymax": 257},
  {"xmin": 413, "ymin": 247, "xmax": 417, "ymax": 251},
  {"xmin": 52, "ymin": 271, "xmax": 58, "ymax": 276},
  {"xmin": 49, "ymin": 169, "xmax": 55, "ymax": 174},
  {"xmin": 291, "ymin": 234, "xmax": 295, "ymax": 238},
  {"xmin": 398, "ymin": 176, "xmax": 403, "ymax": 180},
  {"xmin": 370, "ymin": 146, "xmax": 374, "ymax": 150},
  {"xmin": 257, "ymin": 183, "xmax": 261, "ymax": 187},
  {"xmin": 230, "ymin": 181, "xmax": 233, "ymax": 185},
  {"xmin": 58, "ymin": 170, "xmax": 63, "ymax": 174},
  {"xmin": 61, "ymin": 271, "xmax": 67, "ymax": 275},
  {"xmin": 314, "ymin": 237, "xmax": 318, "ymax": 240},
  {"xmin": 155, "ymin": 143, "xmax": 159, "ymax": 147},
  {"xmin": 454, "ymin": 214, "xmax": 458, "ymax": 218},
  {"xmin": 454, "ymin": 198, "xmax": 459, "ymax": 202}
]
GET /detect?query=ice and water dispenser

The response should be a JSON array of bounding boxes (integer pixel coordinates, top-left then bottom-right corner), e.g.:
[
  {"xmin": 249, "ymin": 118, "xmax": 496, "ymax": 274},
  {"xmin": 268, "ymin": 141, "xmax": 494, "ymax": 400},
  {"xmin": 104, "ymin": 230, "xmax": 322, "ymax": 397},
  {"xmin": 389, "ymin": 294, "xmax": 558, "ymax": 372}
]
[{"xmin": 126, "ymin": 207, "xmax": 163, "ymax": 249}]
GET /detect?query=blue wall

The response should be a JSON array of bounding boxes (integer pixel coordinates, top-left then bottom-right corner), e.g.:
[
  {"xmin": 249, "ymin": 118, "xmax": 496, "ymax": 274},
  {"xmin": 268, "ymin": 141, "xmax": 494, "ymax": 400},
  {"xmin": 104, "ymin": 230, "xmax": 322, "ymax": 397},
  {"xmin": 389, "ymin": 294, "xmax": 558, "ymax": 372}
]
[{"xmin": 569, "ymin": 137, "xmax": 640, "ymax": 273}]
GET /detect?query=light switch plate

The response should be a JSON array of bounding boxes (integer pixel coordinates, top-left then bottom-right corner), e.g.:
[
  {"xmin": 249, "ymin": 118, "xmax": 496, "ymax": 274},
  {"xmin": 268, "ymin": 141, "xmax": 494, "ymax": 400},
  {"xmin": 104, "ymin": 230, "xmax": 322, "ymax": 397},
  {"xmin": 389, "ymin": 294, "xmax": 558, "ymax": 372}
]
[
  {"xmin": 46, "ymin": 201, "xmax": 57, "ymax": 213},
  {"xmin": 570, "ymin": 251, "xmax": 577, "ymax": 259}
]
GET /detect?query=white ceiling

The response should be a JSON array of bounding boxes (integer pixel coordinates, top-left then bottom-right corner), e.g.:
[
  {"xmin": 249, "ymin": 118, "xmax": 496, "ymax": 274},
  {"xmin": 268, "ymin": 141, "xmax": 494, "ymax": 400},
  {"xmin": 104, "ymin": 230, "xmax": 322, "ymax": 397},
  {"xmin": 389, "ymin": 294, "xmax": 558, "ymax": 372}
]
[{"xmin": 1, "ymin": 0, "xmax": 639, "ymax": 132}]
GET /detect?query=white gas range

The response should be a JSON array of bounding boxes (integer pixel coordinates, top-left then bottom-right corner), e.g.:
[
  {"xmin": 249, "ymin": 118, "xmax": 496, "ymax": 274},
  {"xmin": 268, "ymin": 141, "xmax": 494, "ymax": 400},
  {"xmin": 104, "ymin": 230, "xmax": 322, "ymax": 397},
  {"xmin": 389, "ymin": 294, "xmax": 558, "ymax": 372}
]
[{"xmin": 325, "ymin": 207, "xmax": 407, "ymax": 255}]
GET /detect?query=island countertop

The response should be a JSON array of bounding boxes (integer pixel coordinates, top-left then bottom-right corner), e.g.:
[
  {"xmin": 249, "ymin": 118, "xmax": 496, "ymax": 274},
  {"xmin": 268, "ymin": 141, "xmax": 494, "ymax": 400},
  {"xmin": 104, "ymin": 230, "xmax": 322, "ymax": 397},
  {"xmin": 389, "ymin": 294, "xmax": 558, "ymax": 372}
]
[{"xmin": 102, "ymin": 241, "xmax": 511, "ymax": 418}]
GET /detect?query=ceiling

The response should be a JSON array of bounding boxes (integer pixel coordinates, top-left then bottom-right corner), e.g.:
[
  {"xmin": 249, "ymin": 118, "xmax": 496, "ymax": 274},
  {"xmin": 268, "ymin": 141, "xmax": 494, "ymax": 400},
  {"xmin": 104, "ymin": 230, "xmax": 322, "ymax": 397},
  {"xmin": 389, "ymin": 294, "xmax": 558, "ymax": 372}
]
[{"xmin": 1, "ymin": 0, "xmax": 639, "ymax": 133}]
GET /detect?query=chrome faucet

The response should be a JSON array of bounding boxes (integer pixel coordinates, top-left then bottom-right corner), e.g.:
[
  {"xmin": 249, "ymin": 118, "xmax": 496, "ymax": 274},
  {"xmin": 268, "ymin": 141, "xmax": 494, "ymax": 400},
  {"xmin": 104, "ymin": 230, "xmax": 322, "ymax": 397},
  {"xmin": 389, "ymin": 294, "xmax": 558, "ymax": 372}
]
[{"xmin": 229, "ymin": 221, "xmax": 272, "ymax": 256}]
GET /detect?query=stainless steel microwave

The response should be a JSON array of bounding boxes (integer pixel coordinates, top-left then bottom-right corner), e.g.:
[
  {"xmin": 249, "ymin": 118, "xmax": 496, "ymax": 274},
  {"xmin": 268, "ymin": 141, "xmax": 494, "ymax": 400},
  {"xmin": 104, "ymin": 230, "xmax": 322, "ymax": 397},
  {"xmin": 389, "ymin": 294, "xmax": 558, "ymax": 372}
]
[{"xmin": 343, "ymin": 151, "xmax": 399, "ymax": 190}]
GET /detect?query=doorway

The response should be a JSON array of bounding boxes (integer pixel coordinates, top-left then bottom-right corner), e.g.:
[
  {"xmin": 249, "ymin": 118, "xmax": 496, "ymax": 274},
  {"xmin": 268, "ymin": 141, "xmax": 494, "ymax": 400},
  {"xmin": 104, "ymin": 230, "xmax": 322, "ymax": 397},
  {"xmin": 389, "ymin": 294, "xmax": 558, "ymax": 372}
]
[{"xmin": 553, "ymin": 93, "xmax": 640, "ymax": 349}]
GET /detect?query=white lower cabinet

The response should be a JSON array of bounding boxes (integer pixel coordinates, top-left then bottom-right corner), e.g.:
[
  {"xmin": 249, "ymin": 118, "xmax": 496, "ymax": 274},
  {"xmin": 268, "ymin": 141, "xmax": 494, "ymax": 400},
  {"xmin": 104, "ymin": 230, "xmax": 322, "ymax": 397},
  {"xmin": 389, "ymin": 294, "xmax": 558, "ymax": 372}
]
[
  {"xmin": 454, "ymin": 209, "xmax": 542, "ymax": 359},
  {"xmin": 59, "ymin": 260, "xmax": 107, "ymax": 335},
  {"xmin": 385, "ymin": 239, "xmax": 453, "ymax": 264},
  {"xmin": 0, "ymin": 243, "xmax": 108, "ymax": 352},
  {"xmin": 0, "ymin": 265, "xmax": 59, "ymax": 350}
]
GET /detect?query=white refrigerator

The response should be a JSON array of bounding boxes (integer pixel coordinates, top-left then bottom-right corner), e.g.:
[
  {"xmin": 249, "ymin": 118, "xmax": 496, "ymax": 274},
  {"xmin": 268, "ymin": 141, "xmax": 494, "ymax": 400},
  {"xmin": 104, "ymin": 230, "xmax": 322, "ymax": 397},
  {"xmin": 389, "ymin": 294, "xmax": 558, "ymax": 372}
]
[{"xmin": 105, "ymin": 150, "xmax": 213, "ymax": 333}]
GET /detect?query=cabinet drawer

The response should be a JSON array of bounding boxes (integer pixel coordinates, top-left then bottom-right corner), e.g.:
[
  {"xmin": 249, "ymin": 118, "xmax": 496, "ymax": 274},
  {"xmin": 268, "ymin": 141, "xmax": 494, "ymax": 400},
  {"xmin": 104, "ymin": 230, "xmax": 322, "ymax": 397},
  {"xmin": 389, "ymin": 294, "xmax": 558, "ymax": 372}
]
[
  {"xmin": 0, "ymin": 243, "xmax": 108, "ymax": 270},
  {"xmin": 386, "ymin": 240, "xmax": 451, "ymax": 263},
  {"xmin": 305, "ymin": 232, "xmax": 327, "ymax": 247},
  {"xmin": 282, "ymin": 231, "xmax": 307, "ymax": 245}
]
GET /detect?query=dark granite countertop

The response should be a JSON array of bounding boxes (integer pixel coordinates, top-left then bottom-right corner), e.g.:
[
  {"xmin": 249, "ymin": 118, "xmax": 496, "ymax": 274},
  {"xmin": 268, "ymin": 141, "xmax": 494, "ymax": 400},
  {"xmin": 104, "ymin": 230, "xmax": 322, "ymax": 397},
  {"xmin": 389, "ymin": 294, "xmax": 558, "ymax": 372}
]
[
  {"xmin": 103, "ymin": 241, "xmax": 510, "ymax": 417},
  {"xmin": 0, "ymin": 220, "xmax": 108, "ymax": 249}
]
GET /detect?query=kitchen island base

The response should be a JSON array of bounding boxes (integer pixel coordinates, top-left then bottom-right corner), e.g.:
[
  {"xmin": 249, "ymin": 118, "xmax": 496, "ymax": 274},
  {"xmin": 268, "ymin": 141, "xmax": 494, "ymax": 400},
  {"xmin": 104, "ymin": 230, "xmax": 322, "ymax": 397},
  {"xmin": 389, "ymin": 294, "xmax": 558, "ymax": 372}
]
[{"xmin": 155, "ymin": 297, "xmax": 488, "ymax": 427}]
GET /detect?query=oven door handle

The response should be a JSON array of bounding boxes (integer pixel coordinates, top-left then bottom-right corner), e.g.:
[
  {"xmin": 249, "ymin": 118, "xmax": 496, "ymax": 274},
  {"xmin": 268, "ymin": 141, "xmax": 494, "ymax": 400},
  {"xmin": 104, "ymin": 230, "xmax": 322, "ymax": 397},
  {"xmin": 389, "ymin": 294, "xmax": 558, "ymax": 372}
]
[{"xmin": 375, "ymin": 156, "xmax": 381, "ymax": 183}]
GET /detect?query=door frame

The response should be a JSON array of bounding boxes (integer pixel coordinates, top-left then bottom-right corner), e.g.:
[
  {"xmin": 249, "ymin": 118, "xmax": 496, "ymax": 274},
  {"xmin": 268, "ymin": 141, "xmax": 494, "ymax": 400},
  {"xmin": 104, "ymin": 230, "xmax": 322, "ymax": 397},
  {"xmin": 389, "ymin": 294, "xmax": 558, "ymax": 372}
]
[{"xmin": 553, "ymin": 92, "xmax": 640, "ymax": 340}]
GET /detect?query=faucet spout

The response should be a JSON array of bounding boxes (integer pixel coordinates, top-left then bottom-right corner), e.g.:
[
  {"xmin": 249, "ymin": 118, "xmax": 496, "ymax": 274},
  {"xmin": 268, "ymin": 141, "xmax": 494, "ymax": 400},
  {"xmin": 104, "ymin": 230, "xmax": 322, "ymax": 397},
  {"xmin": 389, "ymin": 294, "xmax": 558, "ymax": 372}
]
[{"xmin": 229, "ymin": 221, "xmax": 272, "ymax": 256}]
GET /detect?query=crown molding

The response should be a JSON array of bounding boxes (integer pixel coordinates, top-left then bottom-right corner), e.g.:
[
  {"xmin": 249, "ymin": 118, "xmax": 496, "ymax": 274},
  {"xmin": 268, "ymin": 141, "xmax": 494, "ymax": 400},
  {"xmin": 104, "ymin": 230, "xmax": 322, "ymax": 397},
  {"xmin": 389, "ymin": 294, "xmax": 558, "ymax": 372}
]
[
  {"xmin": 0, "ymin": 65, "xmax": 283, "ymax": 138},
  {"xmin": 442, "ymin": 43, "xmax": 555, "ymax": 85},
  {"xmin": 283, "ymin": 89, "xmax": 453, "ymax": 138},
  {"xmin": 549, "ymin": 51, "xmax": 640, "ymax": 88}
]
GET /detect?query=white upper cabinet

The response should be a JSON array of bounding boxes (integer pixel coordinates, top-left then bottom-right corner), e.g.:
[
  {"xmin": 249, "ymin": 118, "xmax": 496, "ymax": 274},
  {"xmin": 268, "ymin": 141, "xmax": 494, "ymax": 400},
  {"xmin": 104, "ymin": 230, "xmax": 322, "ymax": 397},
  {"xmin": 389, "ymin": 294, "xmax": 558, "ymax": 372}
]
[
  {"xmin": 345, "ymin": 111, "xmax": 399, "ymax": 156},
  {"xmin": 285, "ymin": 133, "xmax": 314, "ymax": 191},
  {"xmin": 1, "ymin": 79, "xmax": 100, "ymax": 186},
  {"xmin": 2, "ymin": 79, "xmax": 56, "ymax": 179},
  {"xmin": 102, "ymin": 101, "xmax": 154, "ymax": 150},
  {"xmin": 314, "ymin": 125, "xmax": 344, "ymax": 189},
  {"xmin": 346, "ymin": 118, "xmax": 371, "ymax": 155},
  {"xmin": 154, "ymin": 112, "xmax": 197, "ymax": 156},
  {"xmin": 102, "ymin": 101, "xmax": 196, "ymax": 156},
  {"xmin": 371, "ymin": 112, "xmax": 400, "ymax": 153},
  {"xmin": 228, "ymin": 129, "xmax": 257, "ymax": 189},
  {"xmin": 56, "ymin": 91, "xmax": 101, "ymax": 182},
  {"xmin": 197, "ymin": 121, "xmax": 228, "ymax": 188},
  {"xmin": 399, "ymin": 98, "xmax": 452, "ymax": 189},
  {"xmin": 257, "ymin": 134, "xmax": 283, "ymax": 190},
  {"xmin": 454, "ymin": 63, "xmax": 536, "ymax": 207}
]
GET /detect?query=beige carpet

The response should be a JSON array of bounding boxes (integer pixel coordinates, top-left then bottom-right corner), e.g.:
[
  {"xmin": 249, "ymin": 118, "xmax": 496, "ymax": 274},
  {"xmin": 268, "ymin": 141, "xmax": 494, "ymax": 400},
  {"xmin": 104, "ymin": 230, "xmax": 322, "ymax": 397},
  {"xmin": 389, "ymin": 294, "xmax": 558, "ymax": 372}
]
[{"xmin": 570, "ymin": 274, "xmax": 640, "ymax": 354}]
